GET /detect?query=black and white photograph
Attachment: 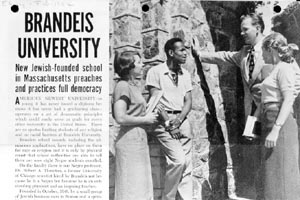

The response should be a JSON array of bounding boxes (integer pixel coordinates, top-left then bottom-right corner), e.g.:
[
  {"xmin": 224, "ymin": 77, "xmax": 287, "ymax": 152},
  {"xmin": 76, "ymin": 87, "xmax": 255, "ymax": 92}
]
[
  {"xmin": 1, "ymin": 0, "xmax": 300, "ymax": 200},
  {"xmin": 109, "ymin": 1, "xmax": 300, "ymax": 200}
]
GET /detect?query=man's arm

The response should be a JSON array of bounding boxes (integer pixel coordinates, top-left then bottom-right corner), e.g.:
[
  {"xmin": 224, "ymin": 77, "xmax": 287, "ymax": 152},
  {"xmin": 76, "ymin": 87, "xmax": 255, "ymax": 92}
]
[
  {"xmin": 148, "ymin": 85, "xmax": 159, "ymax": 96},
  {"xmin": 148, "ymin": 86, "xmax": 183, "ymax": 139},
  {"xmin": 169, "ymin": 91, "xmax": 192, "ymax": 128},
  {"xmin": 178, "ymin": 91, "xmax": 192, "ymax": 121},
  {"xmin": 191, "ymin": 37, "xmax": 242, "ymax": 67},
  {"xmin": 149, "ymin": 85, "xmax": 192, "ymax": 122},
  {"xmin": 200, "ymin": 51, "xmax": 241, "ymax": 67}
]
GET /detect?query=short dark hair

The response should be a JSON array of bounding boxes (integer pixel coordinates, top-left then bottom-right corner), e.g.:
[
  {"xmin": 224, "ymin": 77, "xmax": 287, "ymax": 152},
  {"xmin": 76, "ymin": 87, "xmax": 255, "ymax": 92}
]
[
  {"xmin": 241, "ymin": 13, "xmax": 265, "ymax": 33},
  {"xmin": 164, "ymin": 38, "xmax": 183, "ymax": 58},
  {"xmin": 114, "ymin": 51, "xmax": 140, "ymax": 80}
]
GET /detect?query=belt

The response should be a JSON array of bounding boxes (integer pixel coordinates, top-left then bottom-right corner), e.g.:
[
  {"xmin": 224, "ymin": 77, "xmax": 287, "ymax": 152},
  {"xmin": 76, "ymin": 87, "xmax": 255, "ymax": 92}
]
[
  {"xmin": 262, "ymin": 102, "xmax": 281, "ymax": 110},
  {"xmin": 262, "ymin": 102, "xmax": 294, "ymax": 114},
  {"xmin": 166, "ymin": 110, "xmax": 181, "ymax": 114}
]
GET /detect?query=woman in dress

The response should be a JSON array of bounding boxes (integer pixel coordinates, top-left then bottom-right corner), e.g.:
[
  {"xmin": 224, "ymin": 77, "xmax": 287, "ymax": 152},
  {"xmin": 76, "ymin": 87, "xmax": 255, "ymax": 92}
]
[
  {"xmin": 260, "ymin": 32, "xmax": 300, "ymax": 200},
  {"xmin": 113, "ymin": 51, "xmax": 158, "ymax": 200}
]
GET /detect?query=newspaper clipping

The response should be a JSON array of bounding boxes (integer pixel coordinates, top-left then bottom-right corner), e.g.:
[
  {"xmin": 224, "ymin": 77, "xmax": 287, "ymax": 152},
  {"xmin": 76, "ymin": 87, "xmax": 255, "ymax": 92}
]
[
  {"xmin": 0, "ymin": 0, "xmax": 109, "ymax": 199},
  {"xmin": 1, "ymin": 0, "xmax": 300, "ymax": 200}
]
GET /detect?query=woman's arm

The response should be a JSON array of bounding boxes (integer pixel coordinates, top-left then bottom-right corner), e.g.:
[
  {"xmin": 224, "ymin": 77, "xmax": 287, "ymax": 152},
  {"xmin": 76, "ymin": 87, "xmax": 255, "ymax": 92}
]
[
  {"xmin": 265, "ymin": 63, "xmax": 296, "ymax": 148},
  {"xmin": 265, "ymin": 85, "xmax": 295, "ymax": 148},
  {"xmin": 265, "ymin": 91, "xmax": 294, "ymax": 148},
  {"xmin": 114, "ymin": 99, "xmax": 158, "ymax": 126},
  {"xmin": 274, "ymin": 91, "xmax": 295, "ymax": 126}
]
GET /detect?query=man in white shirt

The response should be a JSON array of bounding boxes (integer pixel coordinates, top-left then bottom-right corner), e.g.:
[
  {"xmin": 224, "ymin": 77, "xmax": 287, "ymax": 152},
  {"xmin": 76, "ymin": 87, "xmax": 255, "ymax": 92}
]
[{"xmin": 146, "ymin": 38, "xmax": 193, "ymax": 200}]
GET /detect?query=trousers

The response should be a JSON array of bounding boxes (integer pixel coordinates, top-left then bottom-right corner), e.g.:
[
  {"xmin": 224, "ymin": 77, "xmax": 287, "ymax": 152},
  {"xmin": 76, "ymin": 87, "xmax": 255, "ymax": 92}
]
[{"xmin": 152, "ymin": 113, "xmax": 193, "ymax": 200}]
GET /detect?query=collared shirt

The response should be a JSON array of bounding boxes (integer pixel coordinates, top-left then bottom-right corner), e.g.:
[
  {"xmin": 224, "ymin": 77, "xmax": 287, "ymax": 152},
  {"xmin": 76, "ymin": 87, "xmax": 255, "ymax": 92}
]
[{"xmin": 146, "ymin": 62, "xmax": 193, "ymax": 111}]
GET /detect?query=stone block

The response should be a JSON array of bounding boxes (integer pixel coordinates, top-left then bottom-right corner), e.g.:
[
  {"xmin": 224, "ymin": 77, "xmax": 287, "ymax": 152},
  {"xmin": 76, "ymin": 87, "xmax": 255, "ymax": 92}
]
[
  {"xmin": 216, "ymin": 100, "xmax": 226, "ymax": 121},
  {"xmin": 112, "ymin": 0, "xmax": 141, "ymax": 19},
  {"xmin": 203, "ymin": 65, "xmax": 220, "ymax": 95},
  {"xmin": 226, "ymin": 119, "xmax": 239, "ymax": 143},
  {"xmin": 109, "ymin": 155, "xmax": 115, "ymax": 187},
  {"xmin": 109, "ymin": 35, "xmax": 113, "ymax": 63},
  {"xmin": 193, "ymin": 178, "xmax": 212, "ymax": 200},
  {"xmin": 190, "ymin": 83, "xmax": 207, "ymax": 112},
  {"xmin": 294, "ymin": 10, "xmax": 300, "ymax": 26},
  {"xmin": 154, "ymin": 189, "xmax": 163, "ymax": 200},
  {"xmin": 222, "ymin": 1, "xmax": 239, "ymax": 10},
  {"xmin": 193, "ymin": 159, "xmax": 209, "ymax": 186},
  {"xmin": 171, "ymin": 15, "xmax": 191, "ymax": 45},
  {"xmin": 142, "ymin": 29, "xmax": 168, "ymax": 62},
  {"xmin": 213, "ymin": 31, "xmax": 233, "ymax": 52},
  {"xmin": 109, "ymin": 66, "xmax": 115, "ymax": 94},
  {"xmin": 192, "ymin": 24, "xmax": 214, "ymax": 48},
  {"xmin": 193, "ymin": 138, "xmax": 210, "ymax": 165},
  {"xmin": 150, "ymin": 156, "xmax": 166, "ymax": 188},
  {"xmin": 219, "ymin": 89, "xmax": 237, "ymax": 120},
  {"xmin": 221, "ymin": 11, "xmax": 240, "ymax": 35},
  {"xmin": 170, "ymin": 0, "xmax": 193, "ymax": 18},
  {"xmin": 287, "ymin": 14, "xmax": 298, "ymax": 31},
  {"xmin": 228, "ymin": 143, "xmax": 242, "ymax": 167},
  {"xmin": 190, "ymin": 3, "xmax": 207, "ymax": 26},
  {"xmin": 113, "ymin": 15, "xmax": 142, "ymax": 49},
  {"xmin": 189, "ymin": 110, "xmax": 208, "ymax": 139},
  {"xmin": 180, "ymin": 55, "xmax": 194, "ymax": 75},
  {"xmin": 149, "ymin": 143, "xmax": 163, "ymax": 157},
  {"xmin": 142, "ymin": 1, "xmax": 168, "ymax": 30},
  {"xmin": 207, "ymin": 10, "xmax": 223, "ymax": 29},
  {"xmin": 219, "ymin": 67, "xmax": 237, "ymax": 88},
  {"xmin": 282, "ymin": 2, "xmax": 300, "ymax": 16},
  {"xmin": 109, "ymin": 5, "xmax": 113, "ymax": 34},
  {"xmin": 109, "ymin": 187, "xmax": 114, "ymax": 200}
]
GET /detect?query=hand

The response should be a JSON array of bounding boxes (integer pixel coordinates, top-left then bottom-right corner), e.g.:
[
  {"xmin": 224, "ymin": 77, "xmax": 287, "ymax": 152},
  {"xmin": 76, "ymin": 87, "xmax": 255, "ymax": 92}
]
[
  {"xmin": 191, "ymin": 37, "xmax": 201, "ymax": 58},
  {"xmin": 143, "ymin": 112, "xmax": 158, "ymax": 124},
  {"xmin": 265, "ymin": 126, "xmax": 280, "ymax": 148},
  {"xmin": 154, "ymin": 103, "xmax": 165, "ymax": 114},
  {"xmin": 168, "ymin": 128, "xmax": 182, "ymax": 140},
  {"xmin": 169, "ymin": 117, "xmax": 182, "ymax": 130}
]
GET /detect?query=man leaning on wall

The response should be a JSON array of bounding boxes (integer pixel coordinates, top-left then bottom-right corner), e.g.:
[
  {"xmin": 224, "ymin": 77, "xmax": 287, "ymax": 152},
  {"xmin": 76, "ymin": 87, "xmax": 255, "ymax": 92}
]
[{"xmin": 146, "ymin": 38, "xmax": 193, "ymax": 200}]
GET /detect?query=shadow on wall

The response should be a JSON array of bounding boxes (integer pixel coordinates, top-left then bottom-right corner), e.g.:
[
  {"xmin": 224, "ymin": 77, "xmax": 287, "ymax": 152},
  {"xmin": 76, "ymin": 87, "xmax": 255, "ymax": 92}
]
[{"xmin": 194, "ymin": 52, "xmax": 228, "ymax": 200}]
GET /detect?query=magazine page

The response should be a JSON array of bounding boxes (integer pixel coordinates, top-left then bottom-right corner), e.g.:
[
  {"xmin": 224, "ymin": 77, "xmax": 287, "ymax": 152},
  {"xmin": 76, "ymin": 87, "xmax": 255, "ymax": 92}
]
[
  {"xmin": 0, "ymin": 0, "xmax": 109, "ymax": 199},
  {"xmin": 1, "ymin": 0, "xmax": 300, "ymax": 200}
]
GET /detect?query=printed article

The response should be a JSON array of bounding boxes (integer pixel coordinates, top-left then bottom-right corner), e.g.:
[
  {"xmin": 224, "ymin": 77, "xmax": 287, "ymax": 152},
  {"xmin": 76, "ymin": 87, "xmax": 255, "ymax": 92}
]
[
  {"xmin": 0, "ymin": 0, "xmax": 109, "ymax": 199},
  {"xmin": 109, "ymin": 1, "xmax": 300, "ymax": 200},
  {"xmin": 1, "ymin": 1, "xmax": 300, "ymax": 200}
]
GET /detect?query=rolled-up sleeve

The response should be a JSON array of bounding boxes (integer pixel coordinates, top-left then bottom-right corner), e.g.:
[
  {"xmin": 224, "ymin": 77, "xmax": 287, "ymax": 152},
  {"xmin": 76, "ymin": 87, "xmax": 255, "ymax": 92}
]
[
  {"xmin": 113, "ymin": 81, "xmax": 131, "ymax": 104},
  {"xmin": 145, "ymin": 67, "xmax": 161, "ymax": 89}
]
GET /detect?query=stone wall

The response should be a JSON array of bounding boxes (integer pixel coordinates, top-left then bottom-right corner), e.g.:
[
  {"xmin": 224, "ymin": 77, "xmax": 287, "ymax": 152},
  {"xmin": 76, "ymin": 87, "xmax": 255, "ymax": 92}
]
[
  {"xmin": 109, "ymin": 1, "xmax": 249, "ymax": 199},
  {"xmin": 109, "ymin": 1, "xmax": 300, "ymax": 200}
]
